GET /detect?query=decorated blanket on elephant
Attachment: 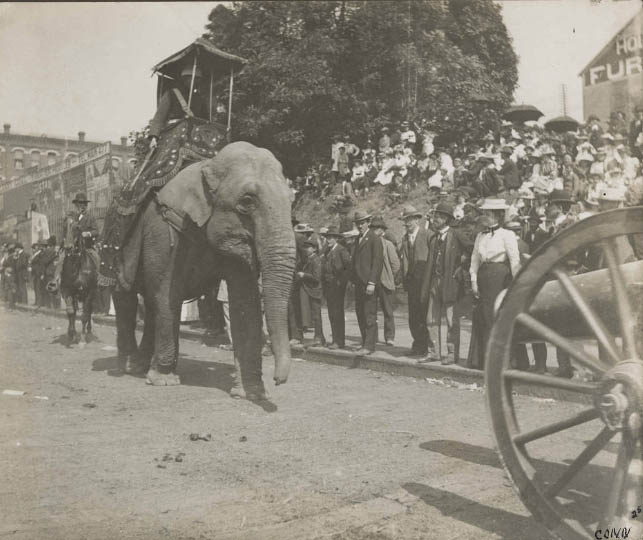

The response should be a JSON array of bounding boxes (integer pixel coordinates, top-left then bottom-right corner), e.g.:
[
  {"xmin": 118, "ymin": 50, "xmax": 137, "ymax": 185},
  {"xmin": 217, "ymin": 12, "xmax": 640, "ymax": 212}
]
[{"xmin": 98, "ymin": 118, "xmax": 227, "ymax": 288}]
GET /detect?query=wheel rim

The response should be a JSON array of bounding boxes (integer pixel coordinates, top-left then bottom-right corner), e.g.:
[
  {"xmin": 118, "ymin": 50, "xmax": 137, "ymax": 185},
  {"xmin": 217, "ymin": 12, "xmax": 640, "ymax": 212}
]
[{"xmin": 486, "ymin": 207, "xmax": 643, "ymax": 540}]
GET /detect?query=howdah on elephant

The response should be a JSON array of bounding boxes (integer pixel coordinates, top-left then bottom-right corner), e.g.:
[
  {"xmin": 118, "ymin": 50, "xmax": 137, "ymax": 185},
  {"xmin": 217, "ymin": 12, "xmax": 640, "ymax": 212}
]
[{"xmin": 111, "ymin": 142, "xmax": 296, "ymax": 398}]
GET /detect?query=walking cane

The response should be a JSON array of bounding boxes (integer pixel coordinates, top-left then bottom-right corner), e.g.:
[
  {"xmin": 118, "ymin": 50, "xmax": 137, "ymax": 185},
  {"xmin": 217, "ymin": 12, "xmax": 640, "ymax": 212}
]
[{"xmin": 123, "ymin": 145, "xmax": 156, "ymax": 192}]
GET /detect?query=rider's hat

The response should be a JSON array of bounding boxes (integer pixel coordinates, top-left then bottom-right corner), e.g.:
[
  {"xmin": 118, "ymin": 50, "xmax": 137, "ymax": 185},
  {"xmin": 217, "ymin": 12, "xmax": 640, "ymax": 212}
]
[{"xmin": 72, "ymin": 192, "xmax": 90, "ymax": 204}]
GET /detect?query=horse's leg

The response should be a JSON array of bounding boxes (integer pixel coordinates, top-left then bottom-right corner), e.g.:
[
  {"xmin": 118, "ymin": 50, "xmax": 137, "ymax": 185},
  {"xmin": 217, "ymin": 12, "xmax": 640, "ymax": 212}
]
[
  {"xmin": 113, "ymin": 289, "xmax": 138, "ymax": 373},
  {"xmin": 80, "ymin": 290, "xmax": 95, "ymax": 344},
  {"xmin": 64, "ymin": 294, "xmax": 77, "ymax": 344}
]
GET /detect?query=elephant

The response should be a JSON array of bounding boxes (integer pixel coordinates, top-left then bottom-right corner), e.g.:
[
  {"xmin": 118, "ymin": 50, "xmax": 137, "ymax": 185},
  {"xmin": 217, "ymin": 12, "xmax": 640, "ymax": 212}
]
[{"xmin": 111, "ymin": 141, "xmax": 296, "ymax": 399}]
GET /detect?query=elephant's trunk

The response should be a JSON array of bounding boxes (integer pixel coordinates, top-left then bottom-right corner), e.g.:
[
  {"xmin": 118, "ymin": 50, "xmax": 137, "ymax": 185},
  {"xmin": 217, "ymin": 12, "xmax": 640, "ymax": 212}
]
[{"xmin": 259, "ymin": 245, "xmax": 296, "ymax": 385}]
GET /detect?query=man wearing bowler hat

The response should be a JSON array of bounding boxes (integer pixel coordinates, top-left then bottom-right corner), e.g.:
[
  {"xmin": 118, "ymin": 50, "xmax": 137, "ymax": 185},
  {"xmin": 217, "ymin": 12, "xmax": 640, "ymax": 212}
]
[
  {"xmin": 420, "ymin": 202, "xmax": 472, "ymax": 364},
  {"xmin": 351, "ymin": 210, "xmax": 383, "ymax": 355},
  {"xmin": 370, "ymin": 216, "xmax": 400, "ymax": 346},
  {"xmin": 399, "ymin": 205, "xmax": 435, "ymax": 357},
  {"xmin": 321, "ymin": 226, "xmax": 351, "ymax": 349},
  {"xmin": 296, "ymin": 239, "xmax": 326, "ymax": 347}
]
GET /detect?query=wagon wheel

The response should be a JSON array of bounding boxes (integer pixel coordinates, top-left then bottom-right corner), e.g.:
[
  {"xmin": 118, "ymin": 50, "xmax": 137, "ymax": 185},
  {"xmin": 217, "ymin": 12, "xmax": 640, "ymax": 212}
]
[{"xmin": 486, "ymin": 207, "xmax": 643, "ymax": 540}]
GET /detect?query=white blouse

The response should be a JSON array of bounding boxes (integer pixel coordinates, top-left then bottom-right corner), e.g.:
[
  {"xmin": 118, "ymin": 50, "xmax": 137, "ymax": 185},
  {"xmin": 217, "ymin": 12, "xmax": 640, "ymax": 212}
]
[{"xmin": 470, "ymin": 227, "xmax": 521, "ymax": 284}]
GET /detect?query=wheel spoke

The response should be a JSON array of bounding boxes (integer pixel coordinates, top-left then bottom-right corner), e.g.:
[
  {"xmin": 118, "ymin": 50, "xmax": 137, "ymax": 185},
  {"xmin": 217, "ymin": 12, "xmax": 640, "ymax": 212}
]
[
  {"xmin": 552, "ymin": 267, "xmax": 620, "ymax": 366},
  {"xmin": 545, "ymin": 427, "xmax": 616, "ymax": 498},
  {"xmin": 503, "ymin": 369, "xmax": 598, "ymax": 394},
  {"xmin": 605, "ymin": 436, "xmax": 635, "ymax": 522},
  {"xmin": 513, "ymin": 408, "xmax": 599, "ymax": 446},
  {"xmin": 516, "ymin": 313, "xmax": 607, "ymax": 375},
  {"xmin": 602, "ymin": 239, "xmax": 638, "ymax": 358}
]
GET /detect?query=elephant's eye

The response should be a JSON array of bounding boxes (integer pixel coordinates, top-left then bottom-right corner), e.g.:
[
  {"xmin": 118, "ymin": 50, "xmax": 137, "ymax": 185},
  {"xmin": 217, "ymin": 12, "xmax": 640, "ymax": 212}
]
[{"xmin": 237, "ymin": 194, "xmax": 257, "ymax": 215}]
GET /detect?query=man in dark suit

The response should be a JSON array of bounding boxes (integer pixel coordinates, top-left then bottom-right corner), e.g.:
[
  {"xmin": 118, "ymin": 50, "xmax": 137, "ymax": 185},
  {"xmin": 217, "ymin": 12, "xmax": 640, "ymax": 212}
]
[
  {"xmin": 351, "ymin": 210, "xmax": 383, "ymax": 355},
  {"xmin": 398, "ymin": 205, "xmax": 434, "ymax": 357},
  {"xmin": 321, "ymin": 226, "xmax": 351, "ymax": 349},
  {"xmin": 296, "ymin": 239, "xmax": 325, "ymax": 346},
  {"xmin": 41, "ymin": 236, "xmax": 60, "ymax": 309},
  {"xmin": 52, "ymin": 192, "xmax": 100, "ymax": 289},
  {"xmin": 420, "ymin": 202, "xmax": 473, "ymax": 364}
]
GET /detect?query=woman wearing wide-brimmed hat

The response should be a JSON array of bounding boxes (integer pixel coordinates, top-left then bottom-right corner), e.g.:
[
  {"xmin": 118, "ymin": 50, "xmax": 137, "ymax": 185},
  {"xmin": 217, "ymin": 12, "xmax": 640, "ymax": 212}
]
[{"xmin": 467, "ymin": 199, "xmax": 520, "ymax": 369}]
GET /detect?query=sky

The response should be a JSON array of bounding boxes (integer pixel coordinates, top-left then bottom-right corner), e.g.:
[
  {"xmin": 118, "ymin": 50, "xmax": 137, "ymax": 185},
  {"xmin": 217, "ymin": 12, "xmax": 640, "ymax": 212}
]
[{"xmin": 0, "ymin": 1, "xmax": 641, "ymax": 145}]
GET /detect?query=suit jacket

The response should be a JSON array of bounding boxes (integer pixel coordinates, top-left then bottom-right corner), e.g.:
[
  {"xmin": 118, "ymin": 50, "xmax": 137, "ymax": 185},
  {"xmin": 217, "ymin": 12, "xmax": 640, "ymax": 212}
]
[
  {"xmin": 322, "ymin": 243, "xmax": 351, "ymax": 286},
  {"xmin": 351, "ymin": 228, "xmax": 383, "ymax": 286},
  {"xmin": 420, "ymin": 228, "xmax": 472, "ymax": 305},
  {"xmin": 149, "ymin": 87, "xmax": 208, "ymax": 138},
  {"xmin": 299, "ymin": 253, "xmax": 323, "ymax": 299},
  {"xmin": 63, "ymin": 211, "xmax": 99, "ymax": 247},
  {"xmin": 30, "ymin": 249, "xmax": 45, "ymax": 278},
  {"xmin": 399, "ymin": 226, "xmax": 432, "ymax": 288}
]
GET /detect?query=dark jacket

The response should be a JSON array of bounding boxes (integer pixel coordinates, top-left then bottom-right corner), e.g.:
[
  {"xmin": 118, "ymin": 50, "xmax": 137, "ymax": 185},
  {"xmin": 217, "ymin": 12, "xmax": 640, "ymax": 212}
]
[
  {"xmin": 322, "ymin": 243, "xmax": 351, "ymax": 286},
  {"xmin": 419, "ymin": 227, "xmax": 472, "ymax": 305},
  {"xmin": 299, "ymin": 252, "xmax": 323, "ymax": 300},
  {"xmin": 399, "ymin": 226, "xmax": 433, "ymax": 289},
  {"xmin": 149, "ymin": 87, "xmax": 209, "ymax": 138},
  {"xmin": 41, "ymin": 247, "xmax": 58, "ymax": 280},
  {"xmin": 30, "ymin": 249, "xmax": 45, "ymax": 280},
  {"xmin": 63, "ymin": 211, "xmax": 99, "ymax": 248},
  {"xmin": 351, "ymin": 228, "xmax": 383, "ymax": 286}
]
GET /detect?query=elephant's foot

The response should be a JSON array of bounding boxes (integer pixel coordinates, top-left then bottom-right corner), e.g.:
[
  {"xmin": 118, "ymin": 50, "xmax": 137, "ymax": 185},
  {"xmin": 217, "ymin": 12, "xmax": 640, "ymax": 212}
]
[
  {"xmin": 146, "ymin": 368, "xmax": 181, "ymax": 386},
  {"xmin": 123, "ymin": 356, "xmax": 148, "ymax": 375},
  {"xmin": 230, "ymin": 381, "xmax": 269, "ymax": 401}
]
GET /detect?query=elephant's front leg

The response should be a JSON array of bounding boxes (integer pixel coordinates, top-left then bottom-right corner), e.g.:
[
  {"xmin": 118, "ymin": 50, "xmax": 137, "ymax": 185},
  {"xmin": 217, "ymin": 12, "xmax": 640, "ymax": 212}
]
[
  {"xmin": 228, "ymin": 272, "xmax": 266, "ymax": 400},
  {"xmin": 145, "ymin": 290, "xmax": 182, "ymax": 386}
]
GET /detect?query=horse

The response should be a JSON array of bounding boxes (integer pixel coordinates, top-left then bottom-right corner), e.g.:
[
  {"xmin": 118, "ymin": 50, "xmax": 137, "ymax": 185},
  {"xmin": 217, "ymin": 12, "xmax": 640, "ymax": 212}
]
[{"xmin": 52, "ymin": 237, "xmax": 99, "ymax": 344}]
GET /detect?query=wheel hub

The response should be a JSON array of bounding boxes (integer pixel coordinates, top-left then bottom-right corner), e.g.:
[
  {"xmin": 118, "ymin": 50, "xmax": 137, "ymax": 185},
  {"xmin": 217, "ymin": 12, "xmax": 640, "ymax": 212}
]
[{"xmin": 596, "ymin": 360, "xmax": 643, "ymax": 435}]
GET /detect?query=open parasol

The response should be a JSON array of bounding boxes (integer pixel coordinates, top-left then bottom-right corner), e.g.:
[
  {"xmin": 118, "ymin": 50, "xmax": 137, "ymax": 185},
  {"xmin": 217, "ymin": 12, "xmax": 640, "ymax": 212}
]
[
  {"xmin": 503, "ymin": 104, "xmax": 544, "ymax": 123},
  {"xmin": 544, "ymin": 115, "xmax": 579, "ymax": 133}
]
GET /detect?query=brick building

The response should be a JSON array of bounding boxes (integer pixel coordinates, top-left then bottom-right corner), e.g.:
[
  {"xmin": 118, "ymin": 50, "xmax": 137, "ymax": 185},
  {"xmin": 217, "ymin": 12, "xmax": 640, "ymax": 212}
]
[
  {"xmin": 0, "ymin": 125, "xmax": 135, "ymax": 247},
  {"xmin": 0, "ymin": 123, "xmax": 135, "ymax": 188}
]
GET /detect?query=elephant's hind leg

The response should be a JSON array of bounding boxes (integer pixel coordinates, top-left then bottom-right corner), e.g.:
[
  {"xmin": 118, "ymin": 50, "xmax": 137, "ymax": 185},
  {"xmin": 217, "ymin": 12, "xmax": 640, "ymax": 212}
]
[{"xmin": 145, "ymin": 293, "xmax": 181, "ymax": 386}]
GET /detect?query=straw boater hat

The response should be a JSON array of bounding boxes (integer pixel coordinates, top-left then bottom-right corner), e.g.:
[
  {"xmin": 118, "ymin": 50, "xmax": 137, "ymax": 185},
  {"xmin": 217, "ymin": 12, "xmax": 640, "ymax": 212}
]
[
  {"xmin": 322, "ymin": 225, "xmax": 342, "ymax": 237},
  {"xmin": 353, "ymin": 210, "xmax": 372, "ymax": 223},
  {"xmin": 294, "ymin": 223, "xmax": 314, "ymax": 234},
  {"xmin": 598, "ymin": 187, "xmax": 626, "ymax": 202},
  {"xmin": 505, "ymin": 220, "xmax": 522, "ymax": 231},
  {"xmin": 539, "ymin": 144, "xmax": 556, "ymax": 156},
  {"xmin": 342, "ymin": 229, "xmax": 359, "ymax": 238},
  {"xmin": 400, "ymin": 205, "xmax": 423, "ymax": 220},
  {"xmin": 479, "ymin": 198, "xmax": 509, "ymax": 211}
]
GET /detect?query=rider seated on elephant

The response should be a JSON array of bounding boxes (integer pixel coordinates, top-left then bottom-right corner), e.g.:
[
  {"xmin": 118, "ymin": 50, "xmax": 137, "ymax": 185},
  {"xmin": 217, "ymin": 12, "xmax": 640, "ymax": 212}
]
[
  {"xmin": 148, "ymin": 64, "xmax": 209, "ymax": 151},
  {"xmin": 52, "ymin": 192, "xmax": 100, "ymax": 286}
]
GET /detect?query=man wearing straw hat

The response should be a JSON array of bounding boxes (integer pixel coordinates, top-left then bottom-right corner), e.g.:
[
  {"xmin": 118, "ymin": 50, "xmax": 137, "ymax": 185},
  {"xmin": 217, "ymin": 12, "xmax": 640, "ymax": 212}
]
[{"xmin": 351, "ymin": 210, "xmax": 383, "ymax": 356}]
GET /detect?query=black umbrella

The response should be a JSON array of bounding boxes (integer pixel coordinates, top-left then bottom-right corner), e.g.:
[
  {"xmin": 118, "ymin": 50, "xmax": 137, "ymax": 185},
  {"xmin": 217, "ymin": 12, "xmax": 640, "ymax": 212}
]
[
  {"xmin": 544, "ymin": 115, "xmax": 579, "ymax": 133},
  {"xmin": 503, "ymin": 104, "xmax": 544, "ymax": 123}
]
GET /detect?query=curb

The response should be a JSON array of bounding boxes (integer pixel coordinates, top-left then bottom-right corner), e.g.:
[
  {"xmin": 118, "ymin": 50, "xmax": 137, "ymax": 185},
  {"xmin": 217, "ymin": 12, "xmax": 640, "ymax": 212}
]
[{"xmin": 8, "ymin": 302, "xmax": 588, "ymax": 403}]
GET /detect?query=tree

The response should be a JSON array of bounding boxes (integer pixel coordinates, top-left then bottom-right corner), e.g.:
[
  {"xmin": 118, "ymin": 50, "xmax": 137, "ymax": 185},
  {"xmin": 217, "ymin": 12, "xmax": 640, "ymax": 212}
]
[{"xmin": 204, "ymin": 0, "xmax": 518, "ymax": 175}]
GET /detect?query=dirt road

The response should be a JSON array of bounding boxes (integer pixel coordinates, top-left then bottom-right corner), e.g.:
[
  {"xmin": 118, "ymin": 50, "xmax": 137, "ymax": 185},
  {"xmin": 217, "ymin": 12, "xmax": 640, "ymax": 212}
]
[{"xmin": 1, "ymin": 307, "xmax": 573, "ymax": 539}]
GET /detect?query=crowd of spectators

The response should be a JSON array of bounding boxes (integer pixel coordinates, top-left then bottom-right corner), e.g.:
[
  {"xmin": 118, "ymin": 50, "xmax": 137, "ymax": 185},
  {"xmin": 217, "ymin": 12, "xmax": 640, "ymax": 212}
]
[{"xmin": 286, "ymin": 106, "xmax": 643, "ymax": 378}]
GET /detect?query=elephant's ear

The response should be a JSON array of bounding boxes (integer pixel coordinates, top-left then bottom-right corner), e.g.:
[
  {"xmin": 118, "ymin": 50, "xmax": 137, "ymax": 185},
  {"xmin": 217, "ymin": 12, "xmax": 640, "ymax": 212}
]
[{"xmin": 157, "ymin": 162, "xmax": 222, "ymax": 227}]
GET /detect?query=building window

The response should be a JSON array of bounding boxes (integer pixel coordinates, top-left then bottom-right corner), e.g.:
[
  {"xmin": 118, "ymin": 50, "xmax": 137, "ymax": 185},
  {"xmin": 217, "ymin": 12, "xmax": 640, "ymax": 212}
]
[
  {"xmin": 111, "ymin": 157, "xmax": 121, "ymax": 170},
  {"xmin": 14, "ymin": 149, "xmax": 23, "ymax": 170},
  {"xmin": 31, "ymin": 150, "xmax": 41, "ymax": 168},
  {"xmin": 47, "ymin": 151, "xmax": 58, "ymax": 166}
]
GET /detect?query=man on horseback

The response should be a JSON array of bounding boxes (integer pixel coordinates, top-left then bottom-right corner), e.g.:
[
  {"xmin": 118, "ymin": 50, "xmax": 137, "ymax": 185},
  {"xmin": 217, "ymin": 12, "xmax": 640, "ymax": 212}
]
[{"xmin": 51, "ymin": 192, "xmax": 100, "ymax": 288}]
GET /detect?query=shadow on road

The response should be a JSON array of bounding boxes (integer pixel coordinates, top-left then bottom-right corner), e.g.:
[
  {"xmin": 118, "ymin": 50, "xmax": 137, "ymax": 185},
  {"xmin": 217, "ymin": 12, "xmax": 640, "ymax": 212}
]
[
  {"xmin": 403, "ymin": 482, "xmax": 548, "ymax": 540},
  {"xmin": 90, "ymin": 354, "xmax": 278, "ymax": 412},
  {"xmin": 419, "ymin": 439, "xmax": 619, "ymax": 532}
]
